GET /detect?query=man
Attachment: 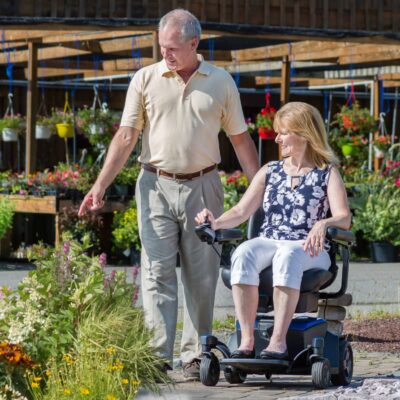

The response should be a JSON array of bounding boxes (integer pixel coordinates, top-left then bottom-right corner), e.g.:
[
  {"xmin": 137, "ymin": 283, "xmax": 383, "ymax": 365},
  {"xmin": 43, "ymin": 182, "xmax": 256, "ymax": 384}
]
[{"xmin": 78, "ymin": 8, "xmax": 259, "ymax": 380}]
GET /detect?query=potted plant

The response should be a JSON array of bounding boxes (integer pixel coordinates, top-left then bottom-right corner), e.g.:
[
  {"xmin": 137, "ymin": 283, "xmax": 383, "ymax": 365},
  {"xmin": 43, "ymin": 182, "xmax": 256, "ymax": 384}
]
[
  {"xmin": 77, "ymin": 107, "xmax": 119, "ymax": 150},
  {"xmin": 373, "ymin": 134, "xmax": 392, "ymax": 159},
  {"xmin": 331, "ymin": 102, "xmax": 376, "ymax": 157},
  {"xmin": 35, "ymin": 115, "xmax": 54, "ymax": 140},
  {"xmin": 256, "ymin": 103, "xmax": 277, "ymax": 140},
  {"xmin": 112, "ymin": 199, "xmax": 141, "ymax": 263},
  {"xmin": 0, "ymin": 197, "xmax": 15, "ymax": 257},
  {"xmin": 352, "ymin": 179, "xmax": 400, "ymax": 262},
  {"xmin": 113, "ymin": 163, "xmax": 141, "ymax": 197},
  {"xmin": 50, "ymin": 108, "xmax": 74, "ymax": 139},
  {"xmin": 0, "ymin": 114, "xmax": 25, "ymax": 142}
]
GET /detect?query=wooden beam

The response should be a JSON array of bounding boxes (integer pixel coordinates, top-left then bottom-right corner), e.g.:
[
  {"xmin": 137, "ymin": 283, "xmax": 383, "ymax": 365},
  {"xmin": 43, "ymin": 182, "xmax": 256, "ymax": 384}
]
[
  {"xmin": 26, "ymin": 41, "xmax": 38, "ymax": 175},
  {"xmin": 339, "ymin": 49, "xmax": 400, "ymax": 65},
  {"xmin": 102, "ymin": 57, "xmax": 154, "ymax": 71},
  {"xmin": 24, "ymin": 67, "xmax": 93, "ymax": 78},
  {"xmin": 255, "ymin": 76, "xmax": 368, "ymax": 87},
  {"xmin": 42, "ymin": 30, "xmax": 150, "ymax": 44},
  {"xmin": 152, "ymin": 31, "xmax": 161, "ymax": 63},
  {"xmin": 0, "ymin": 45, "xmax": 90, "ymax": 65},
  {"xmin": 234, "ymin": 40, "xmax": 400, "ymax": 63},
  {"xmin": 99, "ymin": 34, "xmax": 153, "ymax": 53}
]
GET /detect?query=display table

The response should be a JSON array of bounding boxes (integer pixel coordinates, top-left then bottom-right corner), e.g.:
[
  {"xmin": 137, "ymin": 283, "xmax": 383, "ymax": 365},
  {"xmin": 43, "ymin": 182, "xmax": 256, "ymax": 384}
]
[{"xmin": 0, "ymin": 195, "xmax": 127, "ymax": 247}]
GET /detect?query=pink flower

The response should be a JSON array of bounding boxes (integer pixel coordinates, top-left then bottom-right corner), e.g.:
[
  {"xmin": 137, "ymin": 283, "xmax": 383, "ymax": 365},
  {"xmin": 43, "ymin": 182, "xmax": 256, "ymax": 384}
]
[
  {"xmin": 63, "ymin": 241, "xmax": 70, "ymax": 255},
  {"xmin": 395, "ymin": 178, "xmax": 400, "ymax": 188},
  {"xmin": 99, "ymin": 253, "xmax": 107, "ymax": 269},
  {"xmin": 132, "ymin": 265, "xmax": 140, "ymax": 280},
  {"xmin": 132, "ymin": 286, "xmax": 140, "ymax": 305}
]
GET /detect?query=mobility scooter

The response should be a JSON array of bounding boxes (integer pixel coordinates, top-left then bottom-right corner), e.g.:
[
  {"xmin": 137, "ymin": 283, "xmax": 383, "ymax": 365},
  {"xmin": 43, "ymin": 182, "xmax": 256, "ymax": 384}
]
[{"xmin": 195, "ymin": 207, "xmax": 355, "ymax": 389}]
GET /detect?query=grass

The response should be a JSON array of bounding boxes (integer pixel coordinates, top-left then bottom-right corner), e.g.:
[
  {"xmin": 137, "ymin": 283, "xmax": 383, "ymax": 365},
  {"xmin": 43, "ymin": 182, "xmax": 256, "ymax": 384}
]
[
  {"xmin": 349, "ymin": 308, "xmax": 400, "ymax": 320},
  {"xmin": 176, "ymin": 314, "xmax": 236, "ymax": 331}
]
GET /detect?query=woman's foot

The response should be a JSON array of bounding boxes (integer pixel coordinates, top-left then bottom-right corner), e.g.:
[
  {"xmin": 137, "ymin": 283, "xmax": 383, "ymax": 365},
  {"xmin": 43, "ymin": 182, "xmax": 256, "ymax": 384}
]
[
  {"xmin": 260, "ymin": 340, "xmax": 288, "ymax": 360},
  {"xmin": 231, "ymin": 348, "xmax": 255, "ymax": 359}
]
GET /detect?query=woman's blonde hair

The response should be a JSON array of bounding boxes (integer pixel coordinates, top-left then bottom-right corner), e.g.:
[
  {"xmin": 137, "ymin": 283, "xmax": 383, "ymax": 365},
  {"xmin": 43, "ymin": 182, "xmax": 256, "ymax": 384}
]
[{"xmin": 273, "ymin": 101, "xmax": 339, "ymax": 168}]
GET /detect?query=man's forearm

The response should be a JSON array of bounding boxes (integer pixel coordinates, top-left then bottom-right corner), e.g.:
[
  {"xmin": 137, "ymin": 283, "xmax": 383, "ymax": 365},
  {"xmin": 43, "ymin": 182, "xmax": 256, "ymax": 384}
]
[
  {"xmin": 96, "ymin": 127, "xmax": 140, "ymax": 189},
  {"xmin": 230, "ymin": 132, "xmax": 260, "ymax": 181}
]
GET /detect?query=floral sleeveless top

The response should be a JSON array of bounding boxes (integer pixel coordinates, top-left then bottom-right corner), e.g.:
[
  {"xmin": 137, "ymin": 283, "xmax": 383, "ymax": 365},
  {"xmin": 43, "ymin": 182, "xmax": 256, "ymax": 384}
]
[{"xmin": 260, "ymin": 160, "xmax": 332, "ymax": 242}]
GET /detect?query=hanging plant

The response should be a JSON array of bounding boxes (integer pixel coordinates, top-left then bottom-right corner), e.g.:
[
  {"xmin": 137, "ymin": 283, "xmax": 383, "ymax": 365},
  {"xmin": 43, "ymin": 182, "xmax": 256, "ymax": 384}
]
[
  {"xmin": 255, "ymin": 93, "xmax": 277, "ymax": 140},
  {"xmin": 331, "ymin": 102, "xmax": 376, "ymax": 137}
]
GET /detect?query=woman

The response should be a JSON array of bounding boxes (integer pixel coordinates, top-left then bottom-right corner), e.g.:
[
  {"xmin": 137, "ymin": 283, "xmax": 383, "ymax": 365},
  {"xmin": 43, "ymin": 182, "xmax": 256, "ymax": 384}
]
[{"xmin": 195, "ymin": 102, "xmax": 351, "ymax": 360}]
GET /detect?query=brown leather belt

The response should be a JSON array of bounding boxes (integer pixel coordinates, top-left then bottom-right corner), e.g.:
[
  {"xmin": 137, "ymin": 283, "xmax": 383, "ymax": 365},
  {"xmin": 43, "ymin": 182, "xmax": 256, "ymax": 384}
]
[{"xmin": 142, "ymin": 163, "xmax": 216, "ymax": 180}]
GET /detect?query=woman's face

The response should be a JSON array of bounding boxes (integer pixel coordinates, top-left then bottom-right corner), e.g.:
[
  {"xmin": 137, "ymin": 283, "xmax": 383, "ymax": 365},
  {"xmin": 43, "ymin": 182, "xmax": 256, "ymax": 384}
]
[{"xmin": 275, "ymin": 124, "xmax": 308, "ymax": 159}]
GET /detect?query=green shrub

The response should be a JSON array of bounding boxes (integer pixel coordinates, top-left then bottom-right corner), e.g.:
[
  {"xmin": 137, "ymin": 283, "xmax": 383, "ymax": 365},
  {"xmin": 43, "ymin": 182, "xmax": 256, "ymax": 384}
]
[{"xmin": 0, "ymin": 197, "xmax": 15, "ymax": 239}]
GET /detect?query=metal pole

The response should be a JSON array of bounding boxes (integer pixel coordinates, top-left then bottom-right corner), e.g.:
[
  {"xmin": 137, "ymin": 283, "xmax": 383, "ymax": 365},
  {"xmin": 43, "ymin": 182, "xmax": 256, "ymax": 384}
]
[
  {"xmin": 392, "ymin": 87, "xmax": 398, "ymax": 145},
  {"xmin": 368, "ymin": 82, "xmax": 374, "ymax": 171}
]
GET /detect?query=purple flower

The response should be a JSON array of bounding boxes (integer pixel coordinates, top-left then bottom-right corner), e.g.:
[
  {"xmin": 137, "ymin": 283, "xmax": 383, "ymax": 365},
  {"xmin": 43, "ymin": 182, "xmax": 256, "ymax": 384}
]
[
  {"xmin": 132, "ymin": 265, "xmax": 140, "ymax": 280},
  {"xmin": 63, "ymin": 241, "xmax": 70, "ymax": 255},
  {"xmin": 99, "ymin": 253, "xmax": 107, "ymax": 269},
  {"xmin": 109, "ymin": 270, "xmax": 116, "ymax": 281},
  {"xmin": 132, "ymin": 286, "xmax": 140, "ymax": 305}
]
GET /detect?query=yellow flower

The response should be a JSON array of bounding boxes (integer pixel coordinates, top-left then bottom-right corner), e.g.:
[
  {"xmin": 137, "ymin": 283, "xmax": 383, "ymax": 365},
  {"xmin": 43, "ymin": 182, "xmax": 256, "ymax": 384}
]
[
  {"xmin": 33, "ymin": 376, "xmax": 42, "ymax": 382},
  {"xmin": 45, "ymin": 370, "xmax": 52, "ymax": 377},
  {"xmin": 132, "ymin": 380, "xmax": 141, "ymax": 386},
  {"xmin": 63, "ymin": 388, "xmax": 71, "ymax": 395},
  {"xmin": 106, "ymin": 347, "xmax": 116, "ymax": 354},
  {"xmin": 31, "ymin": 382, "xmax": 40, "ymax": 389},
  {"xmin": 121, "ymin": 378, "xmax": 129, "ymax": 385},
  {"xmin": 80, "ymin": 388, "xmax": 90, "ymax": 395}
]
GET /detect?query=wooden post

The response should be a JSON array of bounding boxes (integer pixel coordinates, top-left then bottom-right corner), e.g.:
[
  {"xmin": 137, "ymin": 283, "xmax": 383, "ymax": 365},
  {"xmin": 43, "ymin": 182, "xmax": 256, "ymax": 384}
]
[
  {"xmin": 279, "ymin": 55, "xmax": 291, "ymax": 159},
  {"xmin": 26, "ymin": 41, "xmax": 38, "ymax": 175},
  {"xmin": 152, "ymin": 31, "xmax": 161, "ymax": 63},
  {"xmin": 280, "ymin": 55, "xmax": 290, "ymax": 107},
  {"xmin": 373, "ymin": 77, "xmax": 380, "ymax": 171}
]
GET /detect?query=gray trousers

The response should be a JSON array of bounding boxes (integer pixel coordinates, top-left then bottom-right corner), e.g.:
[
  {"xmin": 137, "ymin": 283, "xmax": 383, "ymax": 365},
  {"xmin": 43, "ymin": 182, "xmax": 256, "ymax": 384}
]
[{"xmin": 135, "ymin": 168, "xmax": 224, "ymax": 365}]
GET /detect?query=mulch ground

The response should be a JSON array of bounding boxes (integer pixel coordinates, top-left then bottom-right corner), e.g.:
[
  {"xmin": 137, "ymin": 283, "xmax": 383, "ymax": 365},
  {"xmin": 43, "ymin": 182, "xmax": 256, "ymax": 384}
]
[{"xmin": 343, "ymin": 317, "xmax": 400, "ymax": 353}]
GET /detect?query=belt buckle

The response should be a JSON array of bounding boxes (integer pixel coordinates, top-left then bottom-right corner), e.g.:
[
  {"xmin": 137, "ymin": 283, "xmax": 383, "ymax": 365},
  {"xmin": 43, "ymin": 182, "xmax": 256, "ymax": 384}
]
[{"xmin": 173, "ymin": 173, "xmax": 189, "ymax": 182}]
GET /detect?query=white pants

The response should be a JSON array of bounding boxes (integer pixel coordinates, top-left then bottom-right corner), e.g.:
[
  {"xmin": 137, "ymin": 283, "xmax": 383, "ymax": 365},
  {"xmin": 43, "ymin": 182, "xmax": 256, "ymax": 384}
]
[{"xmin": 230, "ymin": 237, "xmax": 331, "ymax": 289}]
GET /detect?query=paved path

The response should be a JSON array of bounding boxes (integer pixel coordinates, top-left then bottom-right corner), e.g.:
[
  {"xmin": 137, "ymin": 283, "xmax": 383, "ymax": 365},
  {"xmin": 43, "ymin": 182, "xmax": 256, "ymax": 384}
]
[{"xmin": 137, "ymin": 351, "xmax": 400, "ymax": 399}]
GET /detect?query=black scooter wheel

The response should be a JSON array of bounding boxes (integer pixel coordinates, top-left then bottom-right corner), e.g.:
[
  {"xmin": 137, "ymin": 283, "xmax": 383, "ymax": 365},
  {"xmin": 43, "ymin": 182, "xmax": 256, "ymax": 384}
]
[
  {"xmin": 224, "ymin": 366, "xmax": 247, "ymax": 384},
  {"xmin": 331, "ymin": 341, "xmax": 353, "ymax": 386},
  {"xmin": 312, "ymin": 359, "xmax": 331, "ymax": 389},
  {"xmin": 200, "ymin": 353, "xmax": 220, "ymax": 386}
]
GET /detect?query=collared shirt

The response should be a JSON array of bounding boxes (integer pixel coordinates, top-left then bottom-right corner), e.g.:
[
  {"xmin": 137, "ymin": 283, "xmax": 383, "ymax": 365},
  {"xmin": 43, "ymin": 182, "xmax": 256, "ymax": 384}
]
[{"xmin": 120, "ymin": 54, "xmax": 247, "ymax": 173}]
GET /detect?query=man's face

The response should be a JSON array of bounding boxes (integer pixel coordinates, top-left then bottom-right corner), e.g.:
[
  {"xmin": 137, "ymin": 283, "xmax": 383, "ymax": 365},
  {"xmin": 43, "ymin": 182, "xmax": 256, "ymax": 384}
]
[{"xmin": 159, "ymin": 27, "xmax": 197, "ymax": 71}]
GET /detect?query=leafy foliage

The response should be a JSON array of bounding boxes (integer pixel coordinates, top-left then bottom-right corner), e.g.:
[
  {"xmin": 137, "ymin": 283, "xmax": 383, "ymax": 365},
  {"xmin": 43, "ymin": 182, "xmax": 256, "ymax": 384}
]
[{"xmin": 0, "ymin": 197, "xmax": 15, "ymax": 239}]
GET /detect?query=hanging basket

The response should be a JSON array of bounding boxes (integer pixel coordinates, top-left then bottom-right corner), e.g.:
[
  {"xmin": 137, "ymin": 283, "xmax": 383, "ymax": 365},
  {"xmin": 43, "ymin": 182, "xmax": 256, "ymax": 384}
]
[
  {"xmin": 341, "ymin": 143, "xmax": 354, "ymax": 157},
  {"xmin": 89, "ymin": 123, "xmax": 105, "ymax": 135},
  {"xmin": 258, "ymin": 126, "xmax": 276, "ymax": 140},
  {"xmin": 35, "ymin": 125, "xmax": 52, "ymax": 140},
  {"xmin": 2, "ymin": 128, "xmax": 19, "ymax": 142},
  {"xmin": 373, "ymin": 146, "xmax": 385, "ymax": 159},
  {"xmin": 56, "ymin": 123, "xmax": 74, "ymax": 139}
]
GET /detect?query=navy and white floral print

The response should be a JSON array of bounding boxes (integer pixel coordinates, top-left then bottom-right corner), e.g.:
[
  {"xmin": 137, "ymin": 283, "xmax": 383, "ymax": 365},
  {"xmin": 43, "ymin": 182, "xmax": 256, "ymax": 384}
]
[{"xmin": 260, "ymin": 160, "xmax": 332, "ymax": 243}]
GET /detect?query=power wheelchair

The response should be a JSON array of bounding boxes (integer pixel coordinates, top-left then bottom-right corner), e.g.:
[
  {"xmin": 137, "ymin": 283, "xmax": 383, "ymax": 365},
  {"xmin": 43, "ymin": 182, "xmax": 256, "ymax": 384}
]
[{"xmin": 195, "ymin": 207, "xmax": 356, "ymax": 389}]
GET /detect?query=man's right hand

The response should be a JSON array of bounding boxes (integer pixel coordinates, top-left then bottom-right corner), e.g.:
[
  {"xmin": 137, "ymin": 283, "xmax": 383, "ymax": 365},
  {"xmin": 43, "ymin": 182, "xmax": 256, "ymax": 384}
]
[{"xmin": 78, "ymin": 185, "xmax": 106, "ymax": 217}]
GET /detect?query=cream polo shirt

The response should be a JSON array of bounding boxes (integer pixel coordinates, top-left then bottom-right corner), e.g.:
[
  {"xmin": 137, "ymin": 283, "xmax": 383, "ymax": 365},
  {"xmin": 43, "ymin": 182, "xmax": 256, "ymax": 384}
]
[{"xmin": 120, "ymin": 55, "xmax": 247, "ymax": 173}]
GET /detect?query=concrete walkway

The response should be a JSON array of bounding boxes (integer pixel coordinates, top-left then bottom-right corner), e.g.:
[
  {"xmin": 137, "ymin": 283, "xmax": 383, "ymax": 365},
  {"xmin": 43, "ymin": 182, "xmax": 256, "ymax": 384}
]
[{"xmin": 136, "ymin": 351, "xmax": 400, "ymax": 399}]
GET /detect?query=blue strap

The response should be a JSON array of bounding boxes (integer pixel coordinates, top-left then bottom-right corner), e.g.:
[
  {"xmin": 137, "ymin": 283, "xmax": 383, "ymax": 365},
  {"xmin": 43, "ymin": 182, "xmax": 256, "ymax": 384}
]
[
  {"xmin": 208, "ymin": 36, "xmax": 214, "ymax": 63},
  {"xmin": 2, "ymin": 30, "xmax": 14, "ymax": 95},
  {"xmin": 131, "ymin": 36, "xmax": 142, "ymax": 71},
  {"xmin": 323, "ymin": 91, "xmax": 329, "ymax": 121}
]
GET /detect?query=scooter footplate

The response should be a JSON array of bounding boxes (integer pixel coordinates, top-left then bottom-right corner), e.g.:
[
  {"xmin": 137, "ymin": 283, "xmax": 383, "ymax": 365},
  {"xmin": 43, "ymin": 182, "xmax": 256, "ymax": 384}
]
[{"xmin": 221, "ymin": 358, "xmax": 289, "ymax": 373}]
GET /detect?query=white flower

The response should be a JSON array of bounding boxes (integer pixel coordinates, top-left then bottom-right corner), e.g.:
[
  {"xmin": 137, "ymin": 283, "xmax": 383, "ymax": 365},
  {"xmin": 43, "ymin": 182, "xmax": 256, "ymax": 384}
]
[
  {"xmin": 293, "ymin": 193, "xmax": 305, "ymax": 206},
  {"xmin": 270, "ymin": 213, "xmax": 283, "ymax": 225},
  {"xmin": 290, "ymin": 209, "xmax": 306, "ymax": 225},
  {"xmin": 276, "ymin": 193, "xmax": 285, "ymax": 205},
  {"xmin": 312, "ymin": 186, "xmax": 325, "ymax": 199},
  {"xmin": 268, "ymin": 172, "xmax": 280, "ymax": 184},
  {"xmin": 305, "ymin": 171, "xmax": 318, "ymax": 186}
]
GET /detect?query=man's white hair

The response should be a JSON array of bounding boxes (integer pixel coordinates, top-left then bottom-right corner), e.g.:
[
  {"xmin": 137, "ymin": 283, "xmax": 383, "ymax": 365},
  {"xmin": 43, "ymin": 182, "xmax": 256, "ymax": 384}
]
[{"xmin": 159, "ymin": 9, "xmax": 202, "ymax": 42}]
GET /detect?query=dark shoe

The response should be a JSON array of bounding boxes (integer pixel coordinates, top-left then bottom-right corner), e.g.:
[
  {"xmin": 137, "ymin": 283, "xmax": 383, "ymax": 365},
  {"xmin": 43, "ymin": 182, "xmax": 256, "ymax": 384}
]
[
  {"xmin": 182, "ymin": 358, "xmax": 201, "ymax": 381},
  {"xmin": 155, "ymin": 362, "xmax": 172, "ymax": 383},
  {"xmin": 260, "ymin": 350, "xmax": 288, "ymax": 360},
  {"xmin": 230, "ymin": 349, "xmax": 255, "ymax": 359}
]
